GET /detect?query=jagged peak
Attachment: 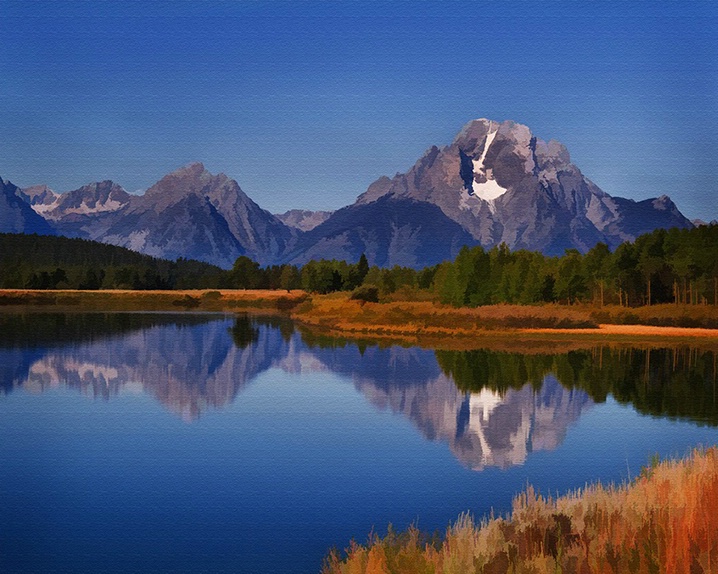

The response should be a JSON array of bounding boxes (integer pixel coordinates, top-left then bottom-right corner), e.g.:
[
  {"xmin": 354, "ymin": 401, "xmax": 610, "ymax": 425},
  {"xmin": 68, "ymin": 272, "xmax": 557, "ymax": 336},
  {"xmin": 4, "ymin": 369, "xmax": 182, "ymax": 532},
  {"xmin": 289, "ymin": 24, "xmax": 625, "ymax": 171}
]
[
  {"xmin": 466, "ymin": 117, "xmax": 496, "ymax": 129},
  {"xmin": 652, "ymin": 194, "xmax": 676, "ymax": 210},
  {"xmin": 20, "ymin": 184, "xmax": 59, "ymax": 205},
  {"xmin": 23, "ymin": 183, "xmax": 55, "ymax": 194},
  {"xmin": 73, "ymin": 180, "xmax": 127, "ymax": 193},
  {"xmin": 454, "ymin": 118, "xmax": 501, "ymax": 143},
  {"xmin": 158, "ymin": 162, "xmax": 238, "ymax": 187},
  {"xmin": 144, "ymin": 162, "xmax": 216, "ymax": 199},
  {"xmin": 138, "ymin": 162, "xmax": 262, "ymax": 222},
  {"xmin": 454, "ymin": 117, "xmax": 531, "ymax": 141},
  {"xmin": 455, "ymin": 118, "xmax": 568, "ymax": 155},
  {"xmin": 275, "ymin": 208, "xmax": 334, "ymax": 232},
  {"xmin": 178, "ymin": 161, "xmax": 206, "ymax": 173}
]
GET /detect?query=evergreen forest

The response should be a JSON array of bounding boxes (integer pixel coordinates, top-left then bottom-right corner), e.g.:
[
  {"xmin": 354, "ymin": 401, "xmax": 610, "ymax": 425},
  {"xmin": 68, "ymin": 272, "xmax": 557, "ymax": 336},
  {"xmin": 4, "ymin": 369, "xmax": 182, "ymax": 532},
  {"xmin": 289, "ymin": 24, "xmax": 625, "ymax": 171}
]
[{"xmin": 1, "ymin": 224, "xmax": 717, "ymax": 307}]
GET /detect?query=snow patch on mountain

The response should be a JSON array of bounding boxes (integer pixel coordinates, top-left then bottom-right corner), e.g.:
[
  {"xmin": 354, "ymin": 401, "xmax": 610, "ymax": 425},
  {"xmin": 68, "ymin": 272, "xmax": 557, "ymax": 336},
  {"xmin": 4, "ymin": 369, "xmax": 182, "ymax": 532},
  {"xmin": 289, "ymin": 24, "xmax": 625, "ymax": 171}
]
[
  {"xmin": 472, "ymin": 128, "xmax": 497, "ymax": 175},
  {"xmin": 469, "ymin": 388, "xmax": 503, "ymax": 422},
  {"xmin": 472, "ymin": 179, "xmax": 507, "ymax": 204},
  {"xmin": 57, "ymin": 198, "xmax": 126, "ymax": 217},
  {"xmin": 31, "ymin": 201, "xmax": 60, "ymax": 215},
  {"xmin": 471, "ymin": 127, "xmax": 508, "ymax": 204}
]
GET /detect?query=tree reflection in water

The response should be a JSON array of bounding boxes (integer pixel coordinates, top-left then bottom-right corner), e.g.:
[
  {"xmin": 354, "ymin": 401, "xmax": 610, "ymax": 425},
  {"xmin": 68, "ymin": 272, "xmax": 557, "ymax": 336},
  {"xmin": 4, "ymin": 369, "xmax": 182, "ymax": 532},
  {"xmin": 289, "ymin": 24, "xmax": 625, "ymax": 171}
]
[{"xmin": 1, "ymin": 313, "xmax": 716, "ymax": 467}]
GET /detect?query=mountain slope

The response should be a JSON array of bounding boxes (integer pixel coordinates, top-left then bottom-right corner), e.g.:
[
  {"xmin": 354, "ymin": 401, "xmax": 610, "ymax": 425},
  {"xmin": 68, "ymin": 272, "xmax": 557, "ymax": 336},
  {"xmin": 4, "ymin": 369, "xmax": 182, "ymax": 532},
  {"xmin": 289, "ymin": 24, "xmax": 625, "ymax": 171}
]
[
  {"xmin": 18, "ymin": 184, "xmax": 60, "ymax": 213},
  {"xmin": 0, "ymin": 178, "xmax": 56, "ymax": 235},
  {"xmin": 284, "ymin": 196, "xmax": 478, "ymax": 268},
  {"xmin": 355, "ymin": 118, "xmax": 693, "ymax": 255},
  {"xmin": 276, "ymin": 209, "xmax": 333, "ymax": 232},
  {"xmin": 99, "ymin": 165, "xmax": 246, "ymax": 268},
  {"xmin": 31, "ymin": 181, "xmax": 132, "ymax": 241},
  {"xmin": 44, "ymin": 181, "xmax": 130, "ymax": 221},
  {"xmin": 16, "ymin": 163, "xmax": 297, "ymax": 268}
]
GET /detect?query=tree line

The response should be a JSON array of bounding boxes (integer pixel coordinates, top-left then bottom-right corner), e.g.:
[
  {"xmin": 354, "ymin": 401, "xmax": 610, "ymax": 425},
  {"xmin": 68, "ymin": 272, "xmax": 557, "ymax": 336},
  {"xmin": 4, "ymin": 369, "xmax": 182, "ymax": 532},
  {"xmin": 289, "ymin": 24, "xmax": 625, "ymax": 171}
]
[
  {"xmin": 430, "ymin": 224, "xmax": 718, "ymax": 307},
  {"xmin": 0, "ymin": 233, "xmax": 227, "ymax": 290},
  {"xmin": 2, "ymin": 224, "xmax": 717, "ymax": 306},
  {"xmin": 291, "ymin": 224, "xmax": 718, "ymax": 307},
  {"xmin": 270, "ymin": 223, "xmax": 718, "ymax": 307}
]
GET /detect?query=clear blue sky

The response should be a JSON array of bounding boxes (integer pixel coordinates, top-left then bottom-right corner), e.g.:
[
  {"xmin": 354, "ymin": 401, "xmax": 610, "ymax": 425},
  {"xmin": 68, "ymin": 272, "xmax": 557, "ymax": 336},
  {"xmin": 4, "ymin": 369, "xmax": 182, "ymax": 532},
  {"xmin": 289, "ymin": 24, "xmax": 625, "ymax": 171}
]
[{"xmin": 1, "ymin": 0, "xmax": 716, "ymax": 220}]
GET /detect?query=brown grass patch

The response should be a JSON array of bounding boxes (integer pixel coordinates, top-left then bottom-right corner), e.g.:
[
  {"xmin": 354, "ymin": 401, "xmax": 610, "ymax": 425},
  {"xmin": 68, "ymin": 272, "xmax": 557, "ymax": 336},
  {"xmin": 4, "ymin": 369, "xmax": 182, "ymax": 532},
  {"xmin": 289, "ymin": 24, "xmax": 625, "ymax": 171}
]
[
  {"xmin": 292, "ymin": 296, "xmax": 718, "ymax": 349},
  {"xmin": 529, "ymin": 324, "xmax": 718, "ymax": 339},
  {"xmin": 292, "ymin": 294, "xmax": 597, "ymax": 336},
  {"xmin": 590, "ymin": 304, "xmax": 718, "ymax": 329},
  {"xmin": 0, "ymin": 289, "xmax": 308, "ymax": 312}
]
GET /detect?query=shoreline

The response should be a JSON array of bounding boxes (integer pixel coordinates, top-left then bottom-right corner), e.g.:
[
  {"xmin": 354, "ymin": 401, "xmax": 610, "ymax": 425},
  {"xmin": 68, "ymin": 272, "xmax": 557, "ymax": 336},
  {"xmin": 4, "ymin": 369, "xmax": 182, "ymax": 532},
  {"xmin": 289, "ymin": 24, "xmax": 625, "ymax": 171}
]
[
  {"xmin": 293, "ymin": 322, "xmax": 718, "ymax": 353},
  {"xmin": 1, "ymin": 289, "xmax": 717, "ymax": 346},
  {"xmin": 528, "ymin": 323, "xmax": 718, "ymax": 338}
]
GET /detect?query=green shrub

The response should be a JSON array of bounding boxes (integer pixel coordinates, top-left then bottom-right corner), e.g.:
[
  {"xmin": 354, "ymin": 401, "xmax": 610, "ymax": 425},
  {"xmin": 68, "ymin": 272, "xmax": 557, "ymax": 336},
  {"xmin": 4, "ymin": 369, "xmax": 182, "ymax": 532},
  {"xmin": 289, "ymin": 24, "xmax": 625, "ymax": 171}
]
[
  {"xmin": 172, "ymin": 295, "xmax": 200, "ymax": 308},
  {"xmin": 350, "ymin": 285, "xmax": 380, "ymax": 304}
]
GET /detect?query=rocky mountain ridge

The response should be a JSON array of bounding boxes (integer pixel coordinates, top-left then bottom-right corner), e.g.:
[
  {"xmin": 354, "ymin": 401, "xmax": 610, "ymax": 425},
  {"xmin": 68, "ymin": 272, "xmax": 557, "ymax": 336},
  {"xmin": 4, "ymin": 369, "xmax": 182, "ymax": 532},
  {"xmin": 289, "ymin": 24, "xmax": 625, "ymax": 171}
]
[
  {"xmin": 355, "ymin": 119, "xmax": 693, "ymax": 255},
  {"xmin": 0, "ymin": 178, "xmax": 56, "ymax": 236},
  {"xmin": 276, "ymin": 209, "xmax": 333, "ymax": 232},
  {"xmin": 2, "ymin": 118, "xmax": 695, "ymax": 268}
]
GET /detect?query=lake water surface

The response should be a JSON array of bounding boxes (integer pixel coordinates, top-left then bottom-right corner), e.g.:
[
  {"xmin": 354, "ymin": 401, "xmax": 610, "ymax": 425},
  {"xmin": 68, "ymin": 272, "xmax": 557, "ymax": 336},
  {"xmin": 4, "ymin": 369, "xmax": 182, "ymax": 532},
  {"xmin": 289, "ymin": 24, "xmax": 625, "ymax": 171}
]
[{"xmin": 1, "ymin": 313, "xmax": 717, "ymax": 573}]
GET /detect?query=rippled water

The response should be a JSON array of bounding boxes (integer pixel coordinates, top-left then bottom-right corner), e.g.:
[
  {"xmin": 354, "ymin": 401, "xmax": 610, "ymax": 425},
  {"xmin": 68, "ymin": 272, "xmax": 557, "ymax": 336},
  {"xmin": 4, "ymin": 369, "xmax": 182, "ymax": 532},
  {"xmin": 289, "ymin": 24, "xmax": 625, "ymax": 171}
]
[{"xmin": 1, "ymin": 313, "xmax": 717, "ymax": 573}]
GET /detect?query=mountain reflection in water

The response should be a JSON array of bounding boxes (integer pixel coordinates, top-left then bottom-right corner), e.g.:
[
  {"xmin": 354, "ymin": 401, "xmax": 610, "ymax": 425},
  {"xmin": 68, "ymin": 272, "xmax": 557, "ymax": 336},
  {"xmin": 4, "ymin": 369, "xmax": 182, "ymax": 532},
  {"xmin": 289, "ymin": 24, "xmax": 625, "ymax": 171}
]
[{"xmin": 1, "ymin": 313, "xmax": 716, "ymax": 469}]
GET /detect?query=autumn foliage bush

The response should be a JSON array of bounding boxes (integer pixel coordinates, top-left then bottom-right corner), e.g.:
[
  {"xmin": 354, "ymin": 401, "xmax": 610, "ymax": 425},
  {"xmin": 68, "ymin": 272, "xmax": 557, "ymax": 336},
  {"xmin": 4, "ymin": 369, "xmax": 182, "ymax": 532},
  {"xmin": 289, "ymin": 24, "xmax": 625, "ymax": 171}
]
[{"xmin": 322, "ymin": 448, "xmax": 718, "ymax": 574}]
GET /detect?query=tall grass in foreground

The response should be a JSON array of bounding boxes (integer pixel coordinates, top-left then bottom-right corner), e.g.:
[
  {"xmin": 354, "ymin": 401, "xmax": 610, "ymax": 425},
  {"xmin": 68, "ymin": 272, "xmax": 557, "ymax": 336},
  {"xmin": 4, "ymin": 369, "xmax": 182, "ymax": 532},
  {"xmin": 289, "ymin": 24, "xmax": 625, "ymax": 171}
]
[{"xmin": 322, "ymin": 448, "xmax": 718, "ymax": 574}]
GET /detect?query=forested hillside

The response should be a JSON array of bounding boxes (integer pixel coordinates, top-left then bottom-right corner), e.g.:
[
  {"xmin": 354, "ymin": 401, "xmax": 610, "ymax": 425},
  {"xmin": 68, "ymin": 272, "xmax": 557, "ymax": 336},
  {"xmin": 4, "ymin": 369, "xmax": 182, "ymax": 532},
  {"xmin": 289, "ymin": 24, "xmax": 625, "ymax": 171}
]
[{"xmin": 0, "ymin": 234, "xmax": 227, "ymax": 289}]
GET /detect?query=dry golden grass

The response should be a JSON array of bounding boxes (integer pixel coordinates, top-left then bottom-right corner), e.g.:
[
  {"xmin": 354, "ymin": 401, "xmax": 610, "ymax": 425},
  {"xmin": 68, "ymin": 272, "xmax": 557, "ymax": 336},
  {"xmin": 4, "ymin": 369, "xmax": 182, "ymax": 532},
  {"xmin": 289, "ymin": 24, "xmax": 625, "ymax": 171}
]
[
  {"xmin": 0, "ymin": 288, "xmax": 308, "ymax": 312},
  {"xmin": 291, "ymin": 296, "xmax": 718, "ymax": 348},
  {"xmin": 323, "ymin": 448, "xmax": 718, "ymax": 574},
  {"xmin": 291, "ymin": 293, "xmax": 598, "ymax": 337},
  {"xmin": 528, "ymin": 324, "xmax": 718, "ymax": 339},
  {"xmin": 4, "ymin": 290, "xmax": 718, "ymax": 346},
  {"xmin": 590, "ymin": 304, "xmax": 718, "ymax": 329}
]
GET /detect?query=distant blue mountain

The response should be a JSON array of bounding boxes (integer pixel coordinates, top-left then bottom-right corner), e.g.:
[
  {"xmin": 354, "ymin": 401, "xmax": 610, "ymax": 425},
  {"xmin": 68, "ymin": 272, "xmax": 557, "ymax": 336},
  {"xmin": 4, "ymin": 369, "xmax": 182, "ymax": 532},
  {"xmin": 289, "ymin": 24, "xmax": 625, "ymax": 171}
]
[{"xmin": 0, "ymin": 177, "xmax": 56, "ymax": 236}]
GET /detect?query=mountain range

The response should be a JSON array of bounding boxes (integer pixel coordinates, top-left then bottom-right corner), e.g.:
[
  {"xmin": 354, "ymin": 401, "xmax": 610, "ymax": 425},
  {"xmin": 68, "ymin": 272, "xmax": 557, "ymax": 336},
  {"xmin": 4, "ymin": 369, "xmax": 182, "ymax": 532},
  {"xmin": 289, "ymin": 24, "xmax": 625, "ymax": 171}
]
[{"xmin": 1, "ymin": 118, "xmax": 694, "ymax": 268}]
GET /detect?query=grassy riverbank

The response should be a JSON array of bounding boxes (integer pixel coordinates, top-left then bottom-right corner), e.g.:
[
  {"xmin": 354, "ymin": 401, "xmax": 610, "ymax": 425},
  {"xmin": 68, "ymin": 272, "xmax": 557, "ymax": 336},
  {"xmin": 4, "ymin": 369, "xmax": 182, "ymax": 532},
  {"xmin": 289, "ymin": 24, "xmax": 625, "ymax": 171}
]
[
  {"xmin": 3, "ymin": 289, "xmax": 718, "ymax": 343},
  {"xmin": 291, "ymin": 293, "xmax": 598, "ymax": 333},
  {"xmin": 322, "ymin": 448, "xmax": 718, "ymax": 574},
  {"xmin": 290, "ymin": 292, "xmax": 718, "ymax": 342}
]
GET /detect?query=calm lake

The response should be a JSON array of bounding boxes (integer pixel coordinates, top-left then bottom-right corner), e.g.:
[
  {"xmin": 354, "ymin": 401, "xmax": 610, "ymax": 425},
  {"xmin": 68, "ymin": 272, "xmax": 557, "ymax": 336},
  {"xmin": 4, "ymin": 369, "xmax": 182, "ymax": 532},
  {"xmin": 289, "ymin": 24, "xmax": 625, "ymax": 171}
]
[{"xmin": 1, "ymin": 313, "xmax": 717, "ymax": 574}]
